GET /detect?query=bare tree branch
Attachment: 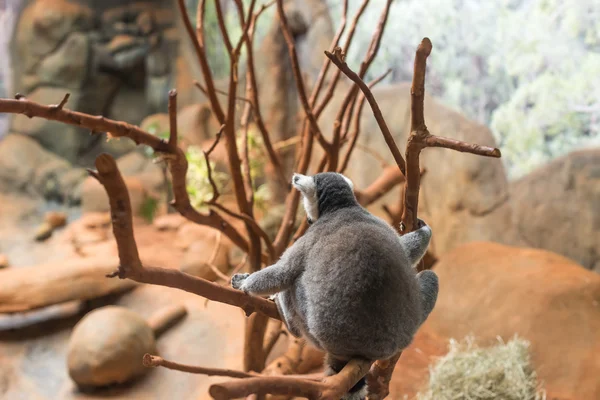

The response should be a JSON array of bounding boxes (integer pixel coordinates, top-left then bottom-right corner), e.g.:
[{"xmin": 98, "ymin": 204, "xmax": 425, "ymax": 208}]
[{"xmin": 91, "ymin": 153, "xmax": 279, "ymax": 320}]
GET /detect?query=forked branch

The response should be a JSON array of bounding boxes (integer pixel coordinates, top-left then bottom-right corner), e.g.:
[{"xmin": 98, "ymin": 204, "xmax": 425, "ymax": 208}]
[{"xmin": 92, "ymin": 153, "xmax": 279, "ymax": 320}]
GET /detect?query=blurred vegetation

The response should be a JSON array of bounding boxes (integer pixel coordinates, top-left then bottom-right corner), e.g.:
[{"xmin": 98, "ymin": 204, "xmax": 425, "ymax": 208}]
[
  {"xmin": 328, "ymin": 0, "xmax": 600, "ymax": 179},
  {"xmin": 184, "ymin": 0, "xmax": 274, "ymax": 79},
  {"xmin": 145, "ymin": 121, "xmax": 270, "ymax": 212}
]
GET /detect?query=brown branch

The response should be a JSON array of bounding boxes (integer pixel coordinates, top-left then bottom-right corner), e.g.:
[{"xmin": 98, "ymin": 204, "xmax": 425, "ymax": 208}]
[
  {"xmin": 275, "ymin": 0, "xmax": 330, "ymax": 152},
  {"xmin": 53, "ymin": 93, "xmax": 70, "ymax": 111},
  {"xmin": 309, "ymin": 0, "xmax": 348, "ymax": 107},
  {"xmin": 176, "ymin": 0, "xmax": 225, "ymax": 123},
  {"xmin": 144, "ymin": 354, "xmax": 259, "ymax": 378},
  {"xmin": 354, "ymin": 166, "xmax": 405, "ymax": 205},
  {"xmin": 400, "ymin": 38, "xmax": 501, "ymax": 232},
  {"xmin": 339, "ymin": 68, "xmax": 391, "ymax": 173},
  {"xmin": 325, "ymin": 47, "xmax": 406, "ymax": 176},
  {"xmin": 366, "ymin": 352, "xmax": 402, "ymax": 400},
  {"xmin": 313, "ymin": 0, "xmax": 370, "ymax": 118},
  {"xmin": 263, "ymin": 320, "xmax": 285, "ymax": 358},
  {"xmin": 210, "ymin": 359, "xmax": 372, "ymax": 400},
  {"xmin": 193, "ymin": 81, "xmax": 253, "ymax": 109},
  {"xmin": 0, "ymin": 96, "xmax": 169, "ymax": 151},
  {"xmin": 204, "ymin": 125, "xmax": 225, "ymax": 203},
  {"xmin": 214, "ymin": 0, "xmax": 234, "ymax": 54},
  {"xmin": 168, "ymin": 90, "xmax": 178, "ymax": 149},
  {"xmin": 209, "ymin": 202, "xmax": 275, "ymax": 263},
  {"xmin": 0, "ymin": 94, "xmax": 251, "ymax": 252},
  {"xmin": 92, "ymin": 153, "xmax": 279, "ymax": 320},
  {"xmin": 235, "ymin": 2, "xmax": 288, "ymax": 193}
]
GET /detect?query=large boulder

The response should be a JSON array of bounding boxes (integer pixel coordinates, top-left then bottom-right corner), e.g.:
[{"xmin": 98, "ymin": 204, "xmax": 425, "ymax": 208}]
[
  {"xmin": 425, "ymin": 241, "xmax": 600, "ymax": 400},
  {"xmin": 508, "ymin": 148, "xmax": 600, "ymax": 271}
]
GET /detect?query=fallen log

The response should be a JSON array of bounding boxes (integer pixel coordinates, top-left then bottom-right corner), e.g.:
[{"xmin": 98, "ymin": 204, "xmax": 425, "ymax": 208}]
[{"xmin": 0, "ymin": 256, "xmax": 137, "ymax": 313}]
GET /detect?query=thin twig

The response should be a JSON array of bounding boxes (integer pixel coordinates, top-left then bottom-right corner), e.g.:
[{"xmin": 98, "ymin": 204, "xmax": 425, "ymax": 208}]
[
  {"xmin": 339, "ymin": 69, "xmax": 392, "ymax": 173},
  {"xmin": 275, "ymin": 0, "xmax": 330, "ymax": 152},
  {"xmin": 168, "ymin": 90, "xmax": 178, "ymax": 149},
  {"xmin": 176, "ymin": 0, "xmax": 225, "ymax": 123},
  {"xmin": 325, "ymin": 48, "xmax": 406, "ymax": 176},
  {"xmin": 144, "ymin": 354, "xmax": 259, "ymax": 378}
]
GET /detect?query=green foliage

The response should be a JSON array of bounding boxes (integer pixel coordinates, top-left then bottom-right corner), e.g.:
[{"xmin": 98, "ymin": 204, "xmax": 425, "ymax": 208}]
[
  {"xmin": 139, "ymin": 196, "xmax": 160, "ymax": 223},
  {"xmin": 327, "ymin": 0, "xmax": 600, "ymax": 178},
  {"xmin": 185, "ymin": 145, "xmax": 229, "ymax": 209}
]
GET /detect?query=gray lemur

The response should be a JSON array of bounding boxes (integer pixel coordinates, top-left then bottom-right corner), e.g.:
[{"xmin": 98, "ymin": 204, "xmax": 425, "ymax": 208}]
[{"xmin": 231, "ymin": 172, "xmax": 439, "ymax": 400}]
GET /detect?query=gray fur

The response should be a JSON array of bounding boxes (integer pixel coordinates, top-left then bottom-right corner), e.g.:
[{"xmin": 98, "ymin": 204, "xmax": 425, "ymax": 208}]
[{"xmin": 232, "ymin": 172, "xmax": 439, "ymax": 398}]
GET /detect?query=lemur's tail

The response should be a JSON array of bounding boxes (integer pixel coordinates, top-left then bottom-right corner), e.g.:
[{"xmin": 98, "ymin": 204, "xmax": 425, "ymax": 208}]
[
  {"xmin": 324, "ymin": 354, "xmax": 368, "ymax": 400},
  {"xmin": 416, "ymin": 270, "xmax": 439, "ymax": 325}
]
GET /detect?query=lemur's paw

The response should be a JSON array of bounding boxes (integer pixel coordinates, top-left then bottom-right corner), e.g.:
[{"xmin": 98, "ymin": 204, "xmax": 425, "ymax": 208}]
[{"xmin": 231, "ymin": 273, "xmax": 250, "ymax": 290}]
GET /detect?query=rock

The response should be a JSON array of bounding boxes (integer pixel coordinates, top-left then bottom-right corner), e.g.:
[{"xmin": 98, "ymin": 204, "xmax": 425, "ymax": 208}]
[
  {"xmin": 67, "ymin": 304, "xmax": 187, "ymax": 388},
  {"xmin": 34, "ymin": 223, "xmax": 54, "ymax": 242},
  {"xmin": 45, "ymin": 211, "xmax": 67, "ymax": 229},
  {"xmin": 136, "ymin": 11, "xmax": 156, "ymax": 36},
  {"xmin": 0, "ymin": 133, "xmax": 86, "ymax": 201},
  {"xmin": 176, "ymin": 103, "xmax": 221, "ymax": 147},
  {"xmin": 33, "ymin": 211, "xmax": 68, "ymax": 242},
  {"xmin": 424, "ymin": 241, "xmax": 600, "ymax": 400},
  {"xmin": 146, "ymin": 75, "xmax": 171, "ymax": 114},
  {"xmin": 81, "ymin": 175, "xmax": 152, "ymax": 216},
  {"xmin": 508, "ymin": 148, "xmax": 600, "ymax": 270},
  {"xmin": 175, "ymin": 223, "xmax": 220, "ymax": 251},
  {"xmin": 146, "ymin": 44, "xmax": 171, "ymax": 77},
  {"xmin": 14, "ymin": 0, "xmax": 93, "ymax": 74},
  {"xmin": 36, "ymin": 32, "xmax": 90, "ymax": 89},
  {"xmin": 153, "ymin": 213, "xmax": 186, "ymax": 231},
  {"xmin": 116, "ymin": 151, "xmax": 166, "ymax": 196},
  {"xmin": 67, "ymin": 307, "xmax": 154, "ymax": 388},
  {"xmin": 180, "ymin": 238, "xmax": 230, "ymax": 281},
  {"xmin": 0, "ymin": 254, "xmax": 9, "ymax": 269},
  {"xmin": 79, "ymin": 212, "xmax": 111, "ymax": 229},
  {"xmin": 106, "ymin": 85, "xmax": 150, "ymax": 127}
]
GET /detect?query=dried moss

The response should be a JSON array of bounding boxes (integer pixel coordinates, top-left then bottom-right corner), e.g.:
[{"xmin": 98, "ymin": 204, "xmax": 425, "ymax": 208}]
[{"xmin": 416, "ymin": 336, "xmax": 546, "ymax": 400}]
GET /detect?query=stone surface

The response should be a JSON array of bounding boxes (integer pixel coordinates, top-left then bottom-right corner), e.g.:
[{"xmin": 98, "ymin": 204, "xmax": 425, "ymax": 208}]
[
  {"xmin": 14, "ymin": 0, "xmax": 93, "ymax": 75},
  {"xmin": 176, "ymin": 104, "xmax": 220, "ymax": 147},
  {"xmin": 424, "ymin": 241, "xmax": 600, "ymax": 400},
  {"xmin": 36, "ymin": 33, "xmax": 90, "ymax": 89},
  {"xmin": 0, "ymin": 133, "xmax": 86, "ymax": 202},
  {"xmin": 508, "ymin": 148, "xmax": 600, "ymax": 270},
  {"xmin": 81, "ymin": 175, "xmax": 151, "ymax": 215},
  {"xmin": 67, "ymin": 306, "xmax": 157, "ymax": 388}
]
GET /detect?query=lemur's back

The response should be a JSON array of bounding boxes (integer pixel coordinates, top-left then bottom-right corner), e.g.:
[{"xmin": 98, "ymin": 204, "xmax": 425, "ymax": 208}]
[{"xmin": 296, "ymin": 207, "xmax": 422, "ymax": 361}]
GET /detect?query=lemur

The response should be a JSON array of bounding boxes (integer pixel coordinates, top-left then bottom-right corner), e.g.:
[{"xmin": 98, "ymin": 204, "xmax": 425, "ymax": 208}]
[{"xmin": 232, "ymin": 172, "xmax": 439, "ymax": 400}]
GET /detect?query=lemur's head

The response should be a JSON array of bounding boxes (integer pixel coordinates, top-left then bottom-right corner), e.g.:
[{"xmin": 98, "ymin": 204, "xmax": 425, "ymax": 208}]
[{"xmin": 292, "ymin": 172, "xmax": 357, "ymax": 223}]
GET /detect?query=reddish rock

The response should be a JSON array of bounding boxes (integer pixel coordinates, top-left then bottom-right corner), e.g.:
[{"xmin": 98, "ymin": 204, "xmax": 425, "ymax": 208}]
[{"xmin": 424, "ymin": 241, "xmax": 600, "ymax": 400}]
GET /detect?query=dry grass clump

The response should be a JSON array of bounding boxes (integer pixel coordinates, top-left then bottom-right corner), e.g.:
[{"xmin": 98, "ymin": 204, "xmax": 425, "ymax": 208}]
[{"xmin": 416, "ymin": 336, "xmax": 546, "ymax": 400}]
